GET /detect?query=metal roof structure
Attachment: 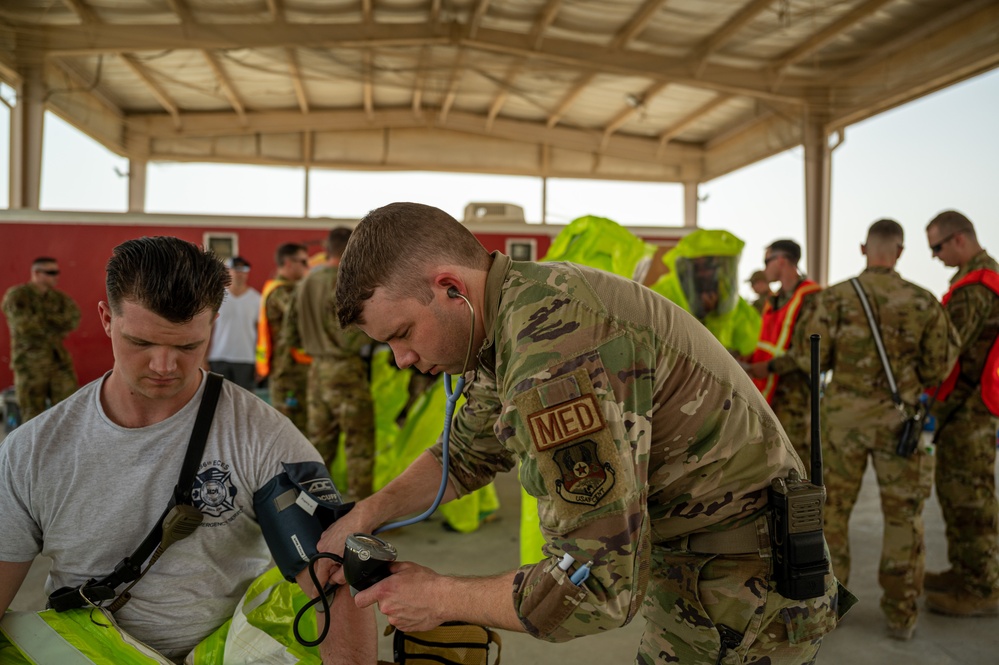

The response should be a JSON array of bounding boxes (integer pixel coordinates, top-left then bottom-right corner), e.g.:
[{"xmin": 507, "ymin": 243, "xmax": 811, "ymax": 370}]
[{"xmin": 2, "ymin": 0, "xmax": 998, "ymax": 281}]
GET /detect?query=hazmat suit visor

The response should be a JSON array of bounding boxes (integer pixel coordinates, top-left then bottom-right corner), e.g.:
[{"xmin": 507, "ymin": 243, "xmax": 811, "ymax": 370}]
[{"xmin": 674, "ymin": 254, "xmax": 739, "ymax": 319}]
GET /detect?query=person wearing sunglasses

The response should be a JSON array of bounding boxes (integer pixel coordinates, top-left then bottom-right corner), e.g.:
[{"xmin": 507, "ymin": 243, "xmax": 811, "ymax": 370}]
[
  {"xmin": 745, "ymin": 239, "xmax": 823, "ymax": 463},
  {"xmin": 922, "ymin": 210, "xmax": 999, "ymax": 617},
  {"xmin": 1, "ymin": 256, "xmax": 80, "ymax": 423}
]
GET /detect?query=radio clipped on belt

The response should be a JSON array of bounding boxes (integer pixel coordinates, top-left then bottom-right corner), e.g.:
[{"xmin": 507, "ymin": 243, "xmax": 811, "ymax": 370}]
[{"xmin": 769, "ymin": 334, "xmax": 829, "ymax": 601}]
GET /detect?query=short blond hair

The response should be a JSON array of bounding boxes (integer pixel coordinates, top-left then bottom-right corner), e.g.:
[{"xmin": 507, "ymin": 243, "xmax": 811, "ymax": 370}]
[{"xmin": 336, "ymin": 202, "xmax": 491, "ymax": 327}]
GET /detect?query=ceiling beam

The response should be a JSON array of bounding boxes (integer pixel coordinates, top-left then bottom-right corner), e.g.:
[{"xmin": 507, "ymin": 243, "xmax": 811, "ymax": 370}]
[
  {"xmin": 439, "ymin": 50, "xmax": 467, "ymax": 124},
  {"xmin": 362, "ymin": 0, "xmax": 373, "ymax": 24},
  {"xmin": 468, "ymin": 0, "xmax": 492, "ymax": 39},
  {"xmin": 119, "ymin": 54, "xmax": 181, "ymax": 128},
  {"xmin": 412, "ymin": 46, "xmax": 430, "ymax": 118},
  {"xmin": 686, "ymin": 0, "xmax": 774, "ymax": 76},
  {"xmin": 487, "ymin": 0, "xmax": 565, "ymax": 130},
  {"xmin": 834, "ymin": 0, "xmax": 995, "ymax": 78},
  {"xmin": 609, "ymin": 0, "xmax": 669, "ymax": 51},
  {"xmin": 547, "ymin": 72, "xmax": 595, "ymax": 128},
  {"xmin": 286, "ymin": 47, "xmax": 309, "ymax": 113},
  {"xmin": 530, "ymin": 0, "xmax": 564, "ymax": 49},
  {"xmin": 60, "ymin": 0, "xmax": 99, "ymax": 23},
  {"xmin": 165, "ymin": 0, "xmax": 247, "ymax": 121},
  {"xmin": 657, "ymin": 94, "xmax": 731, "ymax": 154},
  {"xmin": 53, "ymin": 57, "xmax": 123, "ymax": 118},
  {"xmin": 265, "ymin": 0, "xmax": 283, "ymax": 23},
  {"xmin": 774, "ymin": 0, "xmax": 895, "ymax": 73},
  {"xmin": 601, "ymin": 81, "xmax": 668, "ymax": 145},
  {"xmin": 203, "ymin": 51, "xmax": 246, "ymax": 121},
  {"xmin": 125, "ymin": 107, "xmax": 702, "ymax": 168},
  {"xmin": 363, "ymin": 50, "xmax": 374, "ymax": 121},
  {"xmin": 25, "ymin": 22, "xmax": 810, "ymax": 104}
]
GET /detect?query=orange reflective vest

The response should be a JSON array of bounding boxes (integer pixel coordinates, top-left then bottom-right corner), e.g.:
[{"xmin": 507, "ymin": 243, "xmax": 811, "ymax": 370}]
[
  {"xmin": 929, "ymin": 269, "xmax": 999, "ymax": 415},
  {"xmin": 255, "ymin": 279, "xmax": 311, "ymax": 378},
  {"xmin": 750, "ymin": 280, "xmax": 821, "ymax": 404}
]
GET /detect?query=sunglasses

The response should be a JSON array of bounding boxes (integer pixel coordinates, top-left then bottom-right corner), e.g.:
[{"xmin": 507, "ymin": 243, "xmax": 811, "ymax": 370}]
[
  {"xmin": 36, "ymin": 269, "xmax": 60, "ymax": 276},
  {"xmin": 930, "ymin": 232, "xmax": 958, "ymax": 254},
  {"xmin": 763, "ymin": 254, "xmax": 785, "ymax": 265}
]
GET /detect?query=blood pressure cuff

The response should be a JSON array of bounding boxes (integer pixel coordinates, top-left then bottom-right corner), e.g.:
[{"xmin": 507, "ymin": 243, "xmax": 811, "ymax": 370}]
[{"xmin": 254, "ymin": 461, "xmax": 354, "ymax": 580}]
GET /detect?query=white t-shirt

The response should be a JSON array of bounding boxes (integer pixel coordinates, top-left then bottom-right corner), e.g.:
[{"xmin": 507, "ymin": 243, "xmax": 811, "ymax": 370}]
[
  {"xmin": 208, "ymin": 288, "xmax": 261, "ymax": 363},
  {"xmin": 0, "ymin": 370, "xmax": 326, "ymax": 658}
]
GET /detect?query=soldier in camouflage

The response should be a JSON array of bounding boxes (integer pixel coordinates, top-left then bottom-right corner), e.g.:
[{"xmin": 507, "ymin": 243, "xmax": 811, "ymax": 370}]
[
  {"xmin": 257, "ymin": 242, "xmax": 311, "ymax": 433},
  {"xmin": 282, "ymin": 227, "xmax": 375, "ymax": 501},
  {"xmin": 783, "ymin": 219, "xmax": 959, "ymax": 640},
  {"xmin": 2, "ymin": 257, "xmax": 80, "ymax": 422},
  {"xmin": 922, "ymin": 210, "xmax": 999, "ymax": 617},
  {"xmin": 746, "ymin": 240, "xmax": 822, "ymax": 462},
  {"xmin": 314, "ymin": 203, "xmax": 853, "ymax": 664}
]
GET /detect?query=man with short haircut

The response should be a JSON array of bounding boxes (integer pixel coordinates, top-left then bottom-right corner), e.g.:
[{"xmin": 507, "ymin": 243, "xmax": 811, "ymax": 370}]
[
  {"xmin": 746, "ymin": 239, "xmax": 822, "ymax": 460},
  {"xmin": 0, "ymin": 237, "xmax": 372, "ymax": 663},
  {"xmin": 783, "ymin": 219, "xmax": 959, "ymax": 639},
  {"xmin": 923, "ymin": 210, "xmax": 999, "ymax": 616},
  {"xmin": 257, "ymin": 242, "xmax": 311, "ymax": 432},
  {"xmin": 1, "ymin": 257, "xmax": 80, "ymax": 422},
  {"xmin": 207, "ymin": 256, "xmax": 261, "ymax": 391},
  {"xmin": 316, "ymin": 202, "xmax": 851, "ymax": 664},
  {"xmin": 282, "ymin": 227, "xmax": 375, "ymax": 501}
]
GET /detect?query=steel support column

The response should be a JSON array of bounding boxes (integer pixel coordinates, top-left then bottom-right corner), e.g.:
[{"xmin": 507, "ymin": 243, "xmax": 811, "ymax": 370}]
[
  {"xmin": 127, "ymin": 159, "xmax": 147, "ymax": 213},
  {"xmin": 683, "ymin": 181, "xmax": 699, "ymax": 227},
  {"xmin": 8, "ymin": 66, "xmax": 45, "ymax": 210},
  {"xmin": 802, "ymin": 109, "xmax": 831, "ymax": 286}
]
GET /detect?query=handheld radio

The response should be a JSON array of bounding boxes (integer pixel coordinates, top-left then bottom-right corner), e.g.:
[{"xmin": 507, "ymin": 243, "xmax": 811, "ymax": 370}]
[{"xmin": 768, "ymin": 333, "xmax": 829, "ymax": 600}]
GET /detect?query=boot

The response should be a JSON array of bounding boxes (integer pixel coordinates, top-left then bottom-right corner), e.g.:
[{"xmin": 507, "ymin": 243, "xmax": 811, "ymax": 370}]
[
  {"xmin": 923, "ymin": 568, "xmax": 961, "ymax": 593},
  {"xmin": 926, "ymin": 589, "xmax": 999, "ymax": 617},
  {"xmin": 886, "ymin": 623, "xmax": 915, "ymax": 641}
]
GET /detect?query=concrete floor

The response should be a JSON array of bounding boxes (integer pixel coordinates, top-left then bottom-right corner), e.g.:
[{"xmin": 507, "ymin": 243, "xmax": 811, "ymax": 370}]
[{"xmin": 9, "ymin": 461, "xmax": 999, "ymax": 664}]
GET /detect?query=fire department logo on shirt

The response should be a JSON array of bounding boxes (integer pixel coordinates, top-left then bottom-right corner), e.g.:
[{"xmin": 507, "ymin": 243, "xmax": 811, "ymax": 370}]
[
  {"xmin": 553, "ymin": 439, "xmax": 616, "ymax": 506},
  {"xmin": 192, "ymin": 466, "xmax": 238, "ymax": 518}
]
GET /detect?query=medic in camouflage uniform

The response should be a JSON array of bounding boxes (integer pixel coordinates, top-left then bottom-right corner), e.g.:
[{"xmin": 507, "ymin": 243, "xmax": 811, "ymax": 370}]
[
  {"xmin": 257, "ymin": 242, "xmax": 311, "ymax": 433},
  {"xmin": 1, "ymin": 257, "xmax": 80, "ymax": 423},
  {"xmin": 783, "ymin": 219, "xmax": 960, "ymax": 640},
  {"xmin": 282, "ymin": 227, "xmax": 375, "ymax": 501},
  {"xmin": 317, "ymin": 203, "xmax": 853, "ymax": 664},
  {"xmin": 922, "ymin": 210, "xmax": 999, "ymax": 617}
]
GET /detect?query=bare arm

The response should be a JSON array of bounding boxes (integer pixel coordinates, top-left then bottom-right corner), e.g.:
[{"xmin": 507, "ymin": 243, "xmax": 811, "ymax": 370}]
[
  {"xmin": 0, "ymin": 560, "xmax": 33, "ymax": 614},
  {"xmin": 355, "ymin": 563, "xmax": 522, "ymax": 634},
  {"xmin": 317, "ymin": 583, "xmax": 379, "ymax": 665}
]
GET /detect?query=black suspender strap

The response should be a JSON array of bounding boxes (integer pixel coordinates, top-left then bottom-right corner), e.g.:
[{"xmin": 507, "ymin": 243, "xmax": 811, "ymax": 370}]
[{"xmin": 48, "ymin": 372, "xmax": 225, "ymax": 612}]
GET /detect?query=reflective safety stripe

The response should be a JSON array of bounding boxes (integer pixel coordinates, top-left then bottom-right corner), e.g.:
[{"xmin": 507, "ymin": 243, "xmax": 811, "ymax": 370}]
[{"xmin": 1, "ymin": 611, "xmax": 94, "ymax": 665}]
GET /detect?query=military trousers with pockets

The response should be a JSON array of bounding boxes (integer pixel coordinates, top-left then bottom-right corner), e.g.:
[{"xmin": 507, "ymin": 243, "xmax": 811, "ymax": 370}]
[
  {"xmin": 934, "ymin": 389, "xmax": 999, "ymax": 597},
  {"xmin": 822, "ymin": 421, "xmax": 934, "ymax": 629},
  {"xmin": 638, "ymin": 522, "xmax": 849, "ymax": 664},
  {"xmin": 14, "ymin": 358, "xmax": 77, "ymax": 423}
]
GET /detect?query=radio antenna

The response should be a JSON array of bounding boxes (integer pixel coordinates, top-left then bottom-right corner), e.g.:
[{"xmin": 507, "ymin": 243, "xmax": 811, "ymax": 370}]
[{"xmin": 809, "ymin": 334, "xmax": 823, "ymax": 487}]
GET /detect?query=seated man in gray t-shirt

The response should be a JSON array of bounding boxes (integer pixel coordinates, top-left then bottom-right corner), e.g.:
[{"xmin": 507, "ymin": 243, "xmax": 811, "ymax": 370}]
[{"xmin": 0, "ymin": 236, "xmax": 373, "ymax": 663}]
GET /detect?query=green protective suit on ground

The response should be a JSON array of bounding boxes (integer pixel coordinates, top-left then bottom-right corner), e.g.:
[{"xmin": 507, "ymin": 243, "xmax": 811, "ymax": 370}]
[{"xmin": 647, "ymin": 228, "xmax": 761, "ymax": 357}]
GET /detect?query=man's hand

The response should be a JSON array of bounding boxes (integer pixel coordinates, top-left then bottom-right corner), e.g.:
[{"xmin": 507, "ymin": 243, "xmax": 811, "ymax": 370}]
[
  {"xmin": 354, "ymin": 561, "xmax": 448, "ymax": 633},
  {"xmin": 308, "ymin": 500, "xmax": 384, "ymax": 593},
  {"xmin": 746, "ymin": 360, "xmax": 770, "ymax": 380}
]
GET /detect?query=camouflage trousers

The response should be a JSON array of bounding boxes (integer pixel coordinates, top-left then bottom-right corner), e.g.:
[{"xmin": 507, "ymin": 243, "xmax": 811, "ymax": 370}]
[
  {"xmin": 269, "ymin": 363, "xmax": 309, "ymax": 435},
  {"xmin": 13, "ymin": 361, "xmax": 77, "ymax": 423},
  {"xmin": 638, "ymin": 540, "xmax": 846, "ymax": 664},
  {"xmin": 935, "ymin": 391, "xmax": 999, "ymax": 596},
  {"xmin": 307, "ymin": 355, "xmax": 375, "ymax": 501},
  {"xmin": 822, "ymin": 422, "xmax": 935, "ymax": 628},
  {"xmin": 772, "ymin": 380, "xmax": 811, "ymax": 464}
]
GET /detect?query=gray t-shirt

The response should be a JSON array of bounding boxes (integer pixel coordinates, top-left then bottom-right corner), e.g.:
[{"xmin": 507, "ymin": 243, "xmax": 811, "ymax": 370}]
[
  {"xmin": 0, "ymin": 370, "xmax": 326, "ymax": 658},
  {"xmin": 207, "ymin": 288, "xmax": 261, "ymax": 363}
]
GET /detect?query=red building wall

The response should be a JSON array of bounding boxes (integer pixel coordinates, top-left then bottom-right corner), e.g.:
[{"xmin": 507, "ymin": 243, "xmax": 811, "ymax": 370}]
[{"xmin": 0, "ymin": 218, "xmax": 554, "ymax": 389}]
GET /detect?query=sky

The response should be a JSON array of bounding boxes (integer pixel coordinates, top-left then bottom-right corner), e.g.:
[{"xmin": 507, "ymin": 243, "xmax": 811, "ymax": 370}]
[{"xmin": 1, "ymin": 68, "xmax": 997, "ymax": 300}]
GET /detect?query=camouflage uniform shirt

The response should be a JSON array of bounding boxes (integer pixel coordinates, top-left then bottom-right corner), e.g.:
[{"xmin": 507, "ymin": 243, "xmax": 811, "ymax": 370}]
[
  {"xmin": 787, "ymin": 266, "xmax": 959, "ymax": 416},
  {"xmin": 431, "ymin": 253, "xmax": 803, "ymax": 641},
  {"xmin": 2, "ymin": 283, "xmax": 80, "ymax": 373}
]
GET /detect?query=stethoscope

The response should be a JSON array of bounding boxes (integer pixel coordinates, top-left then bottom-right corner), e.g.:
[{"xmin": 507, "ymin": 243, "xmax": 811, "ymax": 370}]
[{"xmin": 295, "ymin": 285, "xmax": 476, "ymax": 646}]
